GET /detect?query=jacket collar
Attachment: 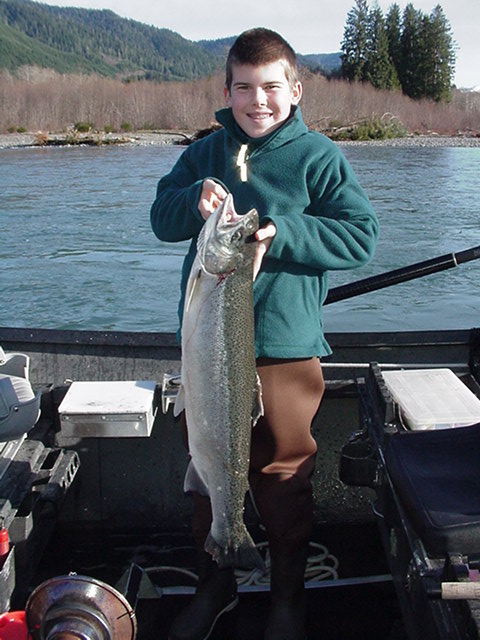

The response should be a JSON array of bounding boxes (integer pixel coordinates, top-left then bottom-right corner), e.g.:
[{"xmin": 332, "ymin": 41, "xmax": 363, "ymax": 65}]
[{"xmin": 215, "ymin": 105, "xmax": 308, "ymax": 151}]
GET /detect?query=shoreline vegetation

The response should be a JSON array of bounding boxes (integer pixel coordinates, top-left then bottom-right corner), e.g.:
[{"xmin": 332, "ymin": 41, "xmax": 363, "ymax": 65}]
[{"xmin": 1, "ymin": 71, "xmax": 480, "ymax": 148}]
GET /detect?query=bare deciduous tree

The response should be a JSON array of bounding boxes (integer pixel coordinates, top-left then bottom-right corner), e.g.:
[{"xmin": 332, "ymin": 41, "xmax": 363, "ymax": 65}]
[{"xmin": 0, "ymin": 69, "xmax": 478, "ymax": 136}]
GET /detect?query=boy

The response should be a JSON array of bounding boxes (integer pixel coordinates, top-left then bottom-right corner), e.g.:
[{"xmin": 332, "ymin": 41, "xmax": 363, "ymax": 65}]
[{"xmin": 151, "ymin": 28, "xmax": 379, "ymax": 640}]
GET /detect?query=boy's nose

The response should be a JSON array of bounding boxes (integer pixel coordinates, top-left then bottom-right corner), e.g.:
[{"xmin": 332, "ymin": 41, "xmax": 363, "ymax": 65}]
[{"xmin": 252, "ymin": 87, "xmax": 267, "ymax": 106}]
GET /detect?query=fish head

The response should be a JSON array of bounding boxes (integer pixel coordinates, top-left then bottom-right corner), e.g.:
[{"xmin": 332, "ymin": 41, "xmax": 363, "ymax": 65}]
[{"xmin": 197, "ymin": 194, "xmax": 259, "ymax": 275}]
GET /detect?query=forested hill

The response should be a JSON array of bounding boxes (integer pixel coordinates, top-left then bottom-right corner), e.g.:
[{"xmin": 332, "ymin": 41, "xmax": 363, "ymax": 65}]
[
  {"xmin": 0, "ymin": 0, "xmax": 340, "ymax": 80},
  {"xmin": 0, "ymin": 0, "xmax": 222, "ymax": 80}
]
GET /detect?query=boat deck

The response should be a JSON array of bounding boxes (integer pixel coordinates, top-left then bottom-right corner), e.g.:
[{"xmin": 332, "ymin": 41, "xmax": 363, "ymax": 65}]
[
  {"xmin": 2, "ymin": 326, "xmax": 480, "ymax": 639},
  {"xmin": 33, "ymin": 523, "xmax": 404, "ymax": 640}
]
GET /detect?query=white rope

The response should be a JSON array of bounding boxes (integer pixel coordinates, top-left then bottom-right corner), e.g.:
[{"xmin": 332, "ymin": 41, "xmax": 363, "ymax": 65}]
[
  {"xmin": 143, "ymin": 540, "xmax": 339, "ymax": 591},
  {"xmin": 145, "ymin": 565, "xmax": 199, "ymax": 582},
  {"xmin": 235, "ymin": 541, "xmax": 339, "ymax": 587}
]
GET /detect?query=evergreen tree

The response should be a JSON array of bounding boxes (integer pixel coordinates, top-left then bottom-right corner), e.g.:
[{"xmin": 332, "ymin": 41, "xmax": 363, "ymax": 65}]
[
  {"xmin": 386, "ymin": 3, "xmax": 402, "ymax": 75},
  {"xmin": 399, "ymin": 3, "xmax": 423, "ymax": 99},
  {"xmin": 341, "ymin": 1, "xmax": 455, "ymax": 101},
  {"xmin": 341, "ymin": 0, "xmax": 370, "ymax": 82},
  {"xmin": 420, "ymin": 5, "xmax": 456, "ymax": 101},
  {"xmin": 365, "ymin": 5, "xmax": 400, "ymax": 90},
  {"xmin": 0, "ymin": 0, "xmax": 221, "ymax": 80}
]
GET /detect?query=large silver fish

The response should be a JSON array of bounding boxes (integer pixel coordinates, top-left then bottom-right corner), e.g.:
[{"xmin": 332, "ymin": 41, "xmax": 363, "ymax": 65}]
[{"xmin": 174, "ymin": 193, "xmax": 264, "ymax": 571}]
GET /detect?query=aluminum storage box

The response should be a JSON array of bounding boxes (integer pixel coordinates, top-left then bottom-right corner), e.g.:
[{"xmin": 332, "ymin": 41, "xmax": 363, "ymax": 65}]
[{"xmin": 58, "ymin": 381, "xmax": 157, "ymax": 437}]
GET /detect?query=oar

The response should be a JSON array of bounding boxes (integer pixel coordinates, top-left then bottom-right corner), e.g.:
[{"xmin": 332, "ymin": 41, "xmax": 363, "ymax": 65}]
[{"xmin": 325, "ymin": 245, "xmax": 480, "ymax": 305}]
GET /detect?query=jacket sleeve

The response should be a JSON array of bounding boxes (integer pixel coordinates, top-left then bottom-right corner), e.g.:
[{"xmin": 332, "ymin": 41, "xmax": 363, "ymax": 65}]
[
  {"xmin": 266, "ymin": 147, "xmax": 379, "ymax": 272},
  {"xmin": 150, "ymin": 146, "xmax": 206, "ymax": 243}
]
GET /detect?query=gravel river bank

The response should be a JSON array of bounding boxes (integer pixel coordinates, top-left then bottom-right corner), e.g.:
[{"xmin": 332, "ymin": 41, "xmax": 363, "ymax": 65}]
[{"xmin": 1, "ymin": 130, "xmax": 480, "ymax": 149}]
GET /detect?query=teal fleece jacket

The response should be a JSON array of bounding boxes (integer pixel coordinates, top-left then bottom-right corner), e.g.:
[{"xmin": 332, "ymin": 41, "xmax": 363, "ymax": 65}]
[{"xmin": 151, "ymin": 106, "xmax": 379, "ymax": 358}]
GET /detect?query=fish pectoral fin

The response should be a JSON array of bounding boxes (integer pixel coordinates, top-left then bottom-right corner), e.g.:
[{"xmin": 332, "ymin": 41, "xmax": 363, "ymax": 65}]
[
  {"xmin": 173, "ymin": 384, "xmax": 185, "ymax": 417},
  {"xmin": 185, "ymin": 268, "xmax": 202, "ymax": 312},
  {"xmin": 251, "ymin": 372, "xmax": 264, "ymax": 427},
  {"xmin": 184, "ymin": 459, "xmax": 210, "ymax": 497}
]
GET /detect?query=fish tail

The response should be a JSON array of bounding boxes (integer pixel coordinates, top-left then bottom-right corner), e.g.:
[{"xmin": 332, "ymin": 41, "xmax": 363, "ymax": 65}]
[{"xmin": 205, "ymin": 530, "xmax": 265, "ymax": 573}]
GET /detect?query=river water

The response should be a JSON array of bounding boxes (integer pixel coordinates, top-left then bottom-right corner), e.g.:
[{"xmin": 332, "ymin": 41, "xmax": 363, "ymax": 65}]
[{"xmin": 1, "ymin": 143, "xmax": 479, "ymax": 333}]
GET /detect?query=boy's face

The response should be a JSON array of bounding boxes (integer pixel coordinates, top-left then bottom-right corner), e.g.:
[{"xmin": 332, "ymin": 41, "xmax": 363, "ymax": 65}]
[{"xmin": 224, "ymin": 61, "xmax": 302, "ymax": 138}]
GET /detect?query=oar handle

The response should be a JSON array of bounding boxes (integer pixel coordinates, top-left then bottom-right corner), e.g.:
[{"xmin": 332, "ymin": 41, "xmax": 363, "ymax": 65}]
[{"xmin": 325, "ymin": 245, "xmax": 480, "ymax": 305}]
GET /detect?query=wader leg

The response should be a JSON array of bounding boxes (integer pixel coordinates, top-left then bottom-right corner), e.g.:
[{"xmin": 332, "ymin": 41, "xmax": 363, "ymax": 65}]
[{"xmin": 250, "ymin": 358, "xmax": 325, "ymax": 640}]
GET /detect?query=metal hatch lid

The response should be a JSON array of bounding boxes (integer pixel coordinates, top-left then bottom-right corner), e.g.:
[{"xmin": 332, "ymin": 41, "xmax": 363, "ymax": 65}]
[{"xmin": 58, "ymin": 381, "xmax": 157, "ymax": 438}]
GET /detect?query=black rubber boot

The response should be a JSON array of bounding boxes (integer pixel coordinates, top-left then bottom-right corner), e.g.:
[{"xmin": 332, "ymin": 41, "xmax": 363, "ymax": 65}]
[
  {"xmin": 248, "ymin": 471, "xmax": 313, "ymax": 640},
  {"xmin": 168, "ymin": 551, "xmax": 238, "ymax": 640},
  {"xmin": 264, "ymin": 544, "xmax": 308, "ymax": 640}
]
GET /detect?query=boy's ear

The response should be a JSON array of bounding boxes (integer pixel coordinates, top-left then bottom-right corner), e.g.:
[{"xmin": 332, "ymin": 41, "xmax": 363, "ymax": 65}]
[
  {"xmin": 291, "ymin": 81, "xmax": 302, "ymax": 105},
  {"xmin": 224, "ymin": 84, "xmax": 232, "ymax": 106}
]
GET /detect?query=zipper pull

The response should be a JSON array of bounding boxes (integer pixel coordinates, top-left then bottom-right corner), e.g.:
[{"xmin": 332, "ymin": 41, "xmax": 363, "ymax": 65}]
[{"xmin": 236, "ymin": 144, "xmax": 248, "ymax": 182}]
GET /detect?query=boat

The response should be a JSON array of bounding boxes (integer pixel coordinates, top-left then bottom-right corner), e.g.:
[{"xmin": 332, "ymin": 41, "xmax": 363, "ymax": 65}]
[{"xmin": 0, "ymin": 321, "xmax": 480, "ymax": 639}]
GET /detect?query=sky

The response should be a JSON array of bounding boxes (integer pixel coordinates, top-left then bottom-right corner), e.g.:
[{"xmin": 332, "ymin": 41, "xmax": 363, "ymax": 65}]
[{"xmin": 43, "ymin": 0, "xmax": 479, "ymax": 88}]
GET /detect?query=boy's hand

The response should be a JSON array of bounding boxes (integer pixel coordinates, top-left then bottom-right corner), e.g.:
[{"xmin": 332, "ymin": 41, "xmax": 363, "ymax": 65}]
[
  {"xmin": 253, "ymin": 223, "xmax": 276, "ymax": 280},
  {"xmin": 198, "ymin": 179, "xmax": 228, "ymax": 220}
]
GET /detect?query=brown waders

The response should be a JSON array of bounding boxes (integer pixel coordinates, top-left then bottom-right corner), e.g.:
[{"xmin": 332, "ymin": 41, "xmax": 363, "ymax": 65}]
[{"xmin": 169, "ymin": 358, "xmax": 325, "ymax": 640}]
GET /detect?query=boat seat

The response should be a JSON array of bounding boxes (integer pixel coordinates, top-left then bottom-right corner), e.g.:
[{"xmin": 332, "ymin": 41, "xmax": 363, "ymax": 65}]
[
  {"xmin": 0, "ymin": 346, "xmax": 30, "ymax": 379},
  {"xmin": 385, "ymin": 423, "xmax": 480, "ymax": 557},
  {"xmin": 0, "ymin": 374, "xmax": 41, "ymax": 441}
]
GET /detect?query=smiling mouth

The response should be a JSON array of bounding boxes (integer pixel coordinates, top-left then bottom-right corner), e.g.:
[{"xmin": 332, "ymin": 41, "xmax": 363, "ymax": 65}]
[{"xmin": 248, "ymin": 112, "xmax": 272, "ymax": 120}]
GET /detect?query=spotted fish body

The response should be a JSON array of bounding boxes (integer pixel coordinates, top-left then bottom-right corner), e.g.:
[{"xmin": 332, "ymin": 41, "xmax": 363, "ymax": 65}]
[{"xmin": 174, "ymin": 194, "xmax": 264, "ymax": 571}]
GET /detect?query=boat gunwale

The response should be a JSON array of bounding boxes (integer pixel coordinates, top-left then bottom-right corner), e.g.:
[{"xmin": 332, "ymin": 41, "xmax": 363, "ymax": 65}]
[{"xmin": 0, "ymin": 325, "xmax": 477, "ymax": 350}]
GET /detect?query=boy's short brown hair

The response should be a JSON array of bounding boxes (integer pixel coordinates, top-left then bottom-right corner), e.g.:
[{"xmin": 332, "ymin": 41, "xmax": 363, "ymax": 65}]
[{"xmin": 226, "ymin": 28, "xmax": 299, "ymax": 91}]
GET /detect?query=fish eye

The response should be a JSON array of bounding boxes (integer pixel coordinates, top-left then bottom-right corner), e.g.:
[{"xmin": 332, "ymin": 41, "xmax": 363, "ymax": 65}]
[{"xmin": 231, "ymin": 230, "xmax": 243, "ymax": 243}]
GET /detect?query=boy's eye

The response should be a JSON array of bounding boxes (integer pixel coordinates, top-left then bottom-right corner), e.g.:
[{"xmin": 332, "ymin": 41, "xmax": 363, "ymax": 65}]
[{"xmin": 234, "ymin": 83, "xmax": 282, "ymax": 92}]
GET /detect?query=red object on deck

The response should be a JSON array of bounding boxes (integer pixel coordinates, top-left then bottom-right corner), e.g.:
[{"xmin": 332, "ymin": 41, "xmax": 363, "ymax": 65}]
[
  {"xmin": 0, "ymin": 529, "xmax": 9, "ymax": 564},
  {"xmin": 0, "ymin": 611, "xmax": 29, "ymax": 640}
]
